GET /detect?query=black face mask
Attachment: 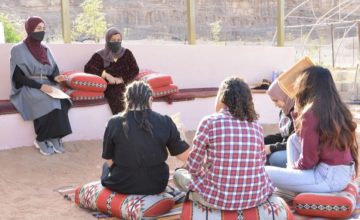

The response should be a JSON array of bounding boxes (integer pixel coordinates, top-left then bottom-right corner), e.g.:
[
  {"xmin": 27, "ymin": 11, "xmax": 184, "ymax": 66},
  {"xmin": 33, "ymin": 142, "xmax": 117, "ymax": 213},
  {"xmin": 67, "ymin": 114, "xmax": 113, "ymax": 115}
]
[
  {"xmin": 107, "ymin": 42, "xmax": 121, "ymax": 53},
  {"xmin": 30, "ymin": 31, "xmax": 45, "ymax": 41}
]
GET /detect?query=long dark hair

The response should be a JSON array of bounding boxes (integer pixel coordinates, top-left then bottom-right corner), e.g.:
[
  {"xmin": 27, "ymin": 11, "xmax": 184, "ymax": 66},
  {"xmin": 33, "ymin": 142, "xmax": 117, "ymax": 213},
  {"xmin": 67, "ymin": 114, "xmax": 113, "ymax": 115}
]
[
  {"xmin": 219, "ymin": 77, "xmax": 258, "ymax": 122},
  {"xmin": 294, "ymin": 66, "xmax": 358, "ymax": 175},
  {"xmin": 122, "ymin": 81, "xmax": 153, "ymax": 138}
]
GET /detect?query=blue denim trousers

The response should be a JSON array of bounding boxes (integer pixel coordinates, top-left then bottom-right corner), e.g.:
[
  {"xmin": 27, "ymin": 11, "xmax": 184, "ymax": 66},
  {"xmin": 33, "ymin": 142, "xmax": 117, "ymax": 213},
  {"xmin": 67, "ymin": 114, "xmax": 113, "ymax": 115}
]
[
  {"xmin": 265, "ymin": 134, "xmax": 354, "ymax": 193},
  {"xmin": 268, "ymin": 150, "xmax": 287, "ymax": 168}
]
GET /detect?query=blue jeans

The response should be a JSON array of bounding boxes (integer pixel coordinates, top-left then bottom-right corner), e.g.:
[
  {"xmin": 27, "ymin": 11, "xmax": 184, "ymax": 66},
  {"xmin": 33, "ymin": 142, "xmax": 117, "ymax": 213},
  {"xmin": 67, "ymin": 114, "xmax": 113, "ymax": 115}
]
[
  {"xmin": 265, "ymin": 134, "xmax": 354, "ymax": 193},
  {"xmin": 268, "ymin": 150, "xmax": 287, "ymax": 168}
]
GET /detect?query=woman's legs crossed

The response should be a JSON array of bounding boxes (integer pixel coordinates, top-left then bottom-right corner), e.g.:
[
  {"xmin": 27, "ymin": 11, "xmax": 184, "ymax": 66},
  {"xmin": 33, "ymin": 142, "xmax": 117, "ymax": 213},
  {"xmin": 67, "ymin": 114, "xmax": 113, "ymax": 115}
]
[
  {"xmin": 265, "ymin": 165, "xmax": 332, "ymax": 193},
  {"xmin": 173, "ymin": 169, "xmax": 217, "ymax": 209},
  {"xmin": 268, "ymin": 150, "xmax": 287, "ymax": 168}
]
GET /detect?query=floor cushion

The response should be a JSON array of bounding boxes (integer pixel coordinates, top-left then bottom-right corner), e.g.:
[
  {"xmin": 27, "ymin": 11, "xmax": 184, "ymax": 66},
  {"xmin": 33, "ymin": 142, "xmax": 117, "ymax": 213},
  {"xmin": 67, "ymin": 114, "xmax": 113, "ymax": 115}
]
[
  {"xmin": 293, "ymin": 181, "xmax": 358, "ymax": 219},
  {"xmin": 153, "ymin": 84, "xmax": 179, "ymax": 98},
  {"xmin": 75, "ymin": 181, "xmax": 175, "ymax": 220},
  {"xmin": 63, "ymin": 71, "xmax": 107, "ymax": 92},
  {"xmin": 180, "ymin": 194, "xmax": 293, "ymax": 220}
]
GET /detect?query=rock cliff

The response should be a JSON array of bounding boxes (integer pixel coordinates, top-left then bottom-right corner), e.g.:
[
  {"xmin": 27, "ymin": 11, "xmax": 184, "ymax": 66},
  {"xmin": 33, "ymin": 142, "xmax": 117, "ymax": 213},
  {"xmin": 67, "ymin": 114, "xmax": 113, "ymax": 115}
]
[{"xmin": 1, "ymin": 0, "xmax": 358, "ymax": 41}]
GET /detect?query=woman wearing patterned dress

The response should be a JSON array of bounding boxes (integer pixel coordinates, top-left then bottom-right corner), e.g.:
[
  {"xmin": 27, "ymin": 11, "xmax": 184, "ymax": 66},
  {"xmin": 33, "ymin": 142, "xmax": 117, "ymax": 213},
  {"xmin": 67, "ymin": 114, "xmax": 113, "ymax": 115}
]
[{"xmin": 84, "ymin": 27, "xmax": 139, "ymax": 114}]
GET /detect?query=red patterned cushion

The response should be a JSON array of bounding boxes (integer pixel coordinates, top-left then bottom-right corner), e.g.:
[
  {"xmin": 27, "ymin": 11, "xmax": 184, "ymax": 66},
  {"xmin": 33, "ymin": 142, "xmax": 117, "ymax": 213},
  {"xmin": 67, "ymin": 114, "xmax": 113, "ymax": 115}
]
[
  {"xmin": 136, "ymin": 69, "xmax": 173, "ymax": 89},
  {"xmin": 64, "ymin": 71, "xmax": 107, "ymax": 92},
  {"xmin": 293, "ymin": 181, "xmax": 358, "ymax": 219},
  {"xmin": 75, "ymin": 181, "xmax": 175, "ymax": 220},
  {"xmin": 63, "ymin": 89, "xmax": 104, "ymax": 101},
  {"xmin": 62, "ymin": 70, "xmax": 80, "ymax": 76},
  {"xmin": 135, "ymin": 69, "xmax": 157, "ymax": 80},
  {"xmin": 143, "ymin": 74, "xmax": 173, "ymax": 89},
  {"xmin": 180, "ymin": 195, "xmax": 293, "ymax": 220},
  {"xmin": 153, "ymin": 84, "xmax": 178, "ymax": 98}
]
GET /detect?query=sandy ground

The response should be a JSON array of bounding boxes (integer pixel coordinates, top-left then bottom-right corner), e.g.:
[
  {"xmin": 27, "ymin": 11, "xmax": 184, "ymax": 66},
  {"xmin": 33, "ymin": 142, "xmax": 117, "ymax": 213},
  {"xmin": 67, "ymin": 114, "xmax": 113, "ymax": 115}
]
[
  {"xmin": 0, "ymin": 140, "xmax": 105, "ymax": 220},
  {"xmin": 0, "ymin": 126, "xmax": 278, "ymax": 220},
  {"xmin": 3, "ymin": 108, "xmax": 359, "ymax": 220}
]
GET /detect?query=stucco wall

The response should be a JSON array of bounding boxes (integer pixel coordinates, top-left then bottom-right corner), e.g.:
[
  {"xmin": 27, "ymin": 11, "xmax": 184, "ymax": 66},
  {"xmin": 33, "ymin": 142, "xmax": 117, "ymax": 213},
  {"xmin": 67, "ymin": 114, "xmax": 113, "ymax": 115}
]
[
  {"xmin": 0, "ymin": 43, "xmax": 295, "ymax": 99},
  {"xmin": 0, "ymin": 43, "xmax": 295, "ymax": 149}
]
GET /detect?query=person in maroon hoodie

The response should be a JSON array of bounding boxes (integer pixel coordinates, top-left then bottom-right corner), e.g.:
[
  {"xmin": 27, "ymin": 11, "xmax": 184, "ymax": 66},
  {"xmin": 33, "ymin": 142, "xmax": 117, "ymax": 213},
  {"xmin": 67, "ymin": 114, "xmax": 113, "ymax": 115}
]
[{"xmin": 266, "ymin": 66, "xmax": 358, "ymax": 193}]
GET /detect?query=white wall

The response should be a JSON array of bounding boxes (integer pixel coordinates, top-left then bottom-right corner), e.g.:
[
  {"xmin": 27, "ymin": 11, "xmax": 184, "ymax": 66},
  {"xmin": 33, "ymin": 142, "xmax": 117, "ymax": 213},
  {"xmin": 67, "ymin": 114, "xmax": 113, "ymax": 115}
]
[
  {"xmin": 0, "ymin": 43, "xmax": 295, "ymax": 99},
  {"xmin": 0, "ymin": 43, "xmax": 294, "ymax": 149},
  {"xmin": 130, "ymin": 44, "xmax": 295, "ymax": 89},
  {"xmin": 0, "ymin": 23, "xmax": 4, "ymax": 44},
  {"xmin": 153, "ymin": 94, "xmax": 277, "ymax": 130},
  {"xmin": 0, "ymin": 104, "xmax": 111, "ymax": 150},
  {"xmin": 0, "ymin": 94, "xmax": 277, "ymax": 150}
]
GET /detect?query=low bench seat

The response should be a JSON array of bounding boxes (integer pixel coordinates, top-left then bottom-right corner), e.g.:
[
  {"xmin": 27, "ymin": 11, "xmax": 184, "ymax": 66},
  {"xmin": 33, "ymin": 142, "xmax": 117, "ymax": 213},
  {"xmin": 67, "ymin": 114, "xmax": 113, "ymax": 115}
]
[{"xmin": 0, "ymin": 88, "xmax": 266, "ymax": 115}]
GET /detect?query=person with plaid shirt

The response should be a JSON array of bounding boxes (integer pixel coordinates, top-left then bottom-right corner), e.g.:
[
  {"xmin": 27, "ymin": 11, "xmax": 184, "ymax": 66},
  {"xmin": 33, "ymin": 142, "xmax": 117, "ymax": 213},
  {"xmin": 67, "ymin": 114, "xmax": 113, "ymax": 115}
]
[{"xmin": 174, "ymin": 76, "xmax": 274, "ymax": 210}]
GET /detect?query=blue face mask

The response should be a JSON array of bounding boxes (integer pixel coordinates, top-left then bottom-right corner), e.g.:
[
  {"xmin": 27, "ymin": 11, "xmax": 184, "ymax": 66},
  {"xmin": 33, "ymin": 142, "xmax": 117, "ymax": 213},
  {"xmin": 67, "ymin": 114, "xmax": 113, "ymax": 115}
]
[
  {"xmin": 107, "ymin": 42, "xmax": 121, "ymax": 53},
  {"xmin": 30, "ymin": 31, "xmax": 45, "ymax": 41}
]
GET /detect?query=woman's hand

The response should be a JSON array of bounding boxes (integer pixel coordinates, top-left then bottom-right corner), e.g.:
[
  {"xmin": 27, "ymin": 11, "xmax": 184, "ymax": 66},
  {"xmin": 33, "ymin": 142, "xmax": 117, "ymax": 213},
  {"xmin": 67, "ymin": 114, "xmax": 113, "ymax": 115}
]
[
  {"xmin": 105, "ymin": 74, "xmax": 123, "ymax": 85},
  {"xmin": 113, "ymin": 77, "xmax": 124, "ymax": 85},
  {"xmin": 105, "ymin": 73, "xmax": 116, "ymax": 84},
  {"xmin": 40, "ymin": 84, "xmax": 53, "ymax": 93},
  {"xmin": 287, "ymin": 163, "xmax": 295, "ymax": 169},
  {"xmin": 106, "ymin": 159, "xmax": 113, "ymax": 167},
  {"xmin": 265, "ymin": 145, "xmax": 271, "ymax": 155},
  {"xmin": 54, "ymin": 75, "xmax": 67, "ymax": 83}
]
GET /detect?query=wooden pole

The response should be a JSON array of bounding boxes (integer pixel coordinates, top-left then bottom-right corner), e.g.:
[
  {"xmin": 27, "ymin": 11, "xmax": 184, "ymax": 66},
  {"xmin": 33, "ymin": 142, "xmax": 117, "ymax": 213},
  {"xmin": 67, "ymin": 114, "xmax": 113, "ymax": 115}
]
[
  {"xmin": 186, "ymin": 0, "xmax": 196, "ymax": 45},
  {"xmin": 358, "ymin": 21, "xmax": 360, "ymax": 63},
  {"xmin": 61, "ymin": 0, "xmax": 71, "ymax": 43},
  {"xmin": 276, "ymin": 0, "xmax": 285, "ymax": 47},
  {"xmin": 331, "ymin": 24, "xmax": 335, "ymax": 68}
]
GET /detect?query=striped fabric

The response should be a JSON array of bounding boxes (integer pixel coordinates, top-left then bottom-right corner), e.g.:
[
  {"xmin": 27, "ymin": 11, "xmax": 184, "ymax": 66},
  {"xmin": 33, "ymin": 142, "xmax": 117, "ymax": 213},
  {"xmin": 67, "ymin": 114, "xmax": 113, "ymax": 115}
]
[
  {"xmin": 75, "ymin": 181, "xmax": 175, "ymax": 220},
  {"xmin": 180, "ymin": 195, "xmax": 293, "ymax": 220}
]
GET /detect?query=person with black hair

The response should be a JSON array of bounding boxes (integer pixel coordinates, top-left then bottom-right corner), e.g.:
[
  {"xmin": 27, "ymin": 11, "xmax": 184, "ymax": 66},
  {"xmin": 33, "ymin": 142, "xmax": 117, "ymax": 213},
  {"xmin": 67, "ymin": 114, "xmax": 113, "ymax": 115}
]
[
  {"xmin": 174, "ymin": 76, "xmax": 273, "ymax": 210},
  {"xmin": 101, "ymin": 81, "xmax": 190, "ymax": 195}
]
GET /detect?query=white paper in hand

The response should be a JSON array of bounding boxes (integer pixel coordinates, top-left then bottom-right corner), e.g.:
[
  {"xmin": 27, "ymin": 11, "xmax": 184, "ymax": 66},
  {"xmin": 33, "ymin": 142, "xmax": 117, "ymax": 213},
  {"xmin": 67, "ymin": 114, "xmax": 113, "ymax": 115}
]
[{"xmin": 45, "ymin": 86, "xmax": 70, "ymax": 99}]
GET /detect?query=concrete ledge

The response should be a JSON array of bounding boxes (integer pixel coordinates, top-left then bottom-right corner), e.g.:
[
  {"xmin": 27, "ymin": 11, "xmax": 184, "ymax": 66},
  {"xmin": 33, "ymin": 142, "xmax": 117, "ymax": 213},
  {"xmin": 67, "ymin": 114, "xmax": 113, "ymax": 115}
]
[
  {"xmin": 0, "ymin": 43, "xmax": 292, "ymax": 149},
  {"xmin": 0, "ymin": 93, "xmax": 277, "ymax": 150}
]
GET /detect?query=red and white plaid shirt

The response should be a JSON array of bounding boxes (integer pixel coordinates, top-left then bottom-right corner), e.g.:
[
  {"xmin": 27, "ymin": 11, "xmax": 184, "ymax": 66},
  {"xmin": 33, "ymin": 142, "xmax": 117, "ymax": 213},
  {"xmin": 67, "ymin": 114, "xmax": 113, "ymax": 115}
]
[{"xmin": 187, "ymin": 108, "xmax": 274, "ymax": 210}]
